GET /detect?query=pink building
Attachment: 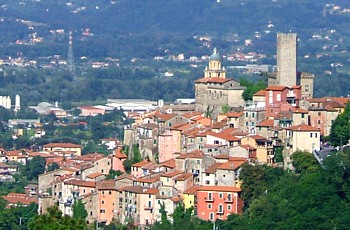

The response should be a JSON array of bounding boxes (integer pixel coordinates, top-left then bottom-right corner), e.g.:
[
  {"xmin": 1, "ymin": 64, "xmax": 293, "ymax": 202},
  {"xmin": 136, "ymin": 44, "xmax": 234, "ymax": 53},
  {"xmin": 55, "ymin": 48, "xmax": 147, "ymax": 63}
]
[
  {"xmin": 265, "ymin": 85, "xmax": 301, "ymax": 117},
  {"xmin": 112, "ymin": 148, "xmax": 127, "ymax": 172},
  {"xmin": 97, "ymin": 180, "xmax": 116, "ymax": 225},
  {"xmin": 196, "ymin": 186, "xmax": 243, "ymax": 221},
  {"xmin": 78, "ymin": 106, "xmax": 106, "ymax": 117},
  {"xmin": 158, "ymin": 129, "xmax": 181, "ymax": 163}
]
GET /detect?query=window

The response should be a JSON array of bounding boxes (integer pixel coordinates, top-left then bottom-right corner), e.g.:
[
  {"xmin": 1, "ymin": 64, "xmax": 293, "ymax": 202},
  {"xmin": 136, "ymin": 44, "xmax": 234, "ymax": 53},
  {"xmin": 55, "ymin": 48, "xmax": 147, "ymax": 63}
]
[
  {"xmin": 100, "ymin": 209, "xmax": 105, "ymax": 213},
  {"xmin": 301, "ymin": 114, "xmax": 305, "ymax": 118},
  {"xmin": 305, "ymin": 85, "xmax": 309, "ymax": 92},
  {"xmin": 205, "ymin": 180, "xmax": 210, "ymax": 185},
  {"xmin": 310, "ymin": 133, "xmax": 313, "ymax": 138},
  {"xmin": 246, "ymin": 122, "xmax": 249, "ymax": 126},
  {"xmin": 208, "ymin": 192, "xmax": 212, "ymax": 200},
  {"xmin": 102, "ymin": 191, "xmax": 104, "ymax": 195},
  {"xmin": 208, "ymin": 204, "xmax": 212, "ymax": 209},
  {"xmin": 318, "ymin": 120, "xmax": 321, "ymax": 124},
  {"xmin": 197, "ymin": 160, "xmax": 200, "ymax": 164},
  {"xmin": 109, "ymin": 191, "xmax": 112, "ymax": 195},
  {"xmin": 209, "ymin": 213, "xmax": 214, "ymax": 220},
  {"xmin": 102, "ymin": 200, "xmax": 104, "ymax": 204},
  {"xmin": 276, "ymin": 93, "xmax": 281, "ymax": 102},
  {"xmin": 315, "ymin": 133, "xmax": 318, "ymax": 138},
  {"xmin": 219, "ymin": 193, "xmax": 223, "ymax": 198},
  {"xmin": 149, "ymin": 194, "xmax": 151, "ymax": 198},
  {"xmin": 227, "ymin": 204, "xmax": 231, "ymax": 210},
  {"xmin": 220, "ymin": 91, "xmax": 222, "ymax": 98},
  {"xmin": 214, "ymin": 140, "xmax": 219, "ymax": 145},
  {"xmin": 227, "ymin": 193, "xmax": 232, "ymax": 201},
  {"xmin": 318, "ymin": 112, "xmax": 321, "ymax": 116},
  {"xmin": 218, "ymin": 204, "xmax": 223, "ymax": 212},
  {"xmin": 252, "ymin": 113, "xmax": 255, "ymax": 118},
  {"xmin": 245, "ymin": 112, "xmax": 248, "ymax": 117}
]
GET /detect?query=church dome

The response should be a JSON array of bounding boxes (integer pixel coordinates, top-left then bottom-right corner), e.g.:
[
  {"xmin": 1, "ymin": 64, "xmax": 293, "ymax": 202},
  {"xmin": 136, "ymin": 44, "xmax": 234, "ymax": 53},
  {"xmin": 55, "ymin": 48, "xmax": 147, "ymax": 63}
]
[{"xmin": 209, "ymin": 48, "xmax": 221, "ymax": 60}]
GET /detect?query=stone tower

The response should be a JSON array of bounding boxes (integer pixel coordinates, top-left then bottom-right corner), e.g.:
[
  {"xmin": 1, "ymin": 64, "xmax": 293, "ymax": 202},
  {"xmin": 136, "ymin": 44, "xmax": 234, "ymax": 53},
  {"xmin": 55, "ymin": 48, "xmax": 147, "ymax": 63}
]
[
  {"xmin": 195, "ymin": 48, "xmax": 245, "ymax": 118},
  {"xmin": 276, "ymin": 33, "xmax": 297, "ymax": 87}
]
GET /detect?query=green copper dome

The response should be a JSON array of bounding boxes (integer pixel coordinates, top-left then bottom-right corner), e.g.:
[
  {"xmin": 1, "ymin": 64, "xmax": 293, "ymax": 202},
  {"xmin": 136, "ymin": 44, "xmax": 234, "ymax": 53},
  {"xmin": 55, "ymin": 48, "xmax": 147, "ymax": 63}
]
[{"xmin": 209, "ymin": 48, "xmax": 221, "ymax": 60}]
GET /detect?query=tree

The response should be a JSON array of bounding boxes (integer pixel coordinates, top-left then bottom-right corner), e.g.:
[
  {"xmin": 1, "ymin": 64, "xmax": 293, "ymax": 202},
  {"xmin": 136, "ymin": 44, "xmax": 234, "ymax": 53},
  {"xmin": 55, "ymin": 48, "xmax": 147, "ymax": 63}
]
[
  {"xmin": 106, "ymin": 169, "xmax": 123, "ymax": 179},
  {"xmin": 329, "ymin": 102, "xmax": 350, "ymax": 147},
  {"xmin": 221, "ymin": 103, "xmax": 230, "ymax": 114},
  {"xmin": 72, "ymin": 199, "xmax": 88, "ymax": 221},
  {"xmin": 25, "ymin": 156, "xmax": 46, "ymax": 181},
  {"xmin": 29, "ymin": 205, "xmax": 87, "ymax": 230},
  {"xmin": 291, "ymin": 150, "xmax": 320, "ymax": 174},
  {"xmin": 47, "ymin": 162, "xmax": 60, "ymax": 172}
]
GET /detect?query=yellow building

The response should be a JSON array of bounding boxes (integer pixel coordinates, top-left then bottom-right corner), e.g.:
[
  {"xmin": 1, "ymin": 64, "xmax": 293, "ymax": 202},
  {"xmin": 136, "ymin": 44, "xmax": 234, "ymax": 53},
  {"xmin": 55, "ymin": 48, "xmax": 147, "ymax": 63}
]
[{"xmin": 182, "ymin": 186, "xmax": 198, "ymax": 210}]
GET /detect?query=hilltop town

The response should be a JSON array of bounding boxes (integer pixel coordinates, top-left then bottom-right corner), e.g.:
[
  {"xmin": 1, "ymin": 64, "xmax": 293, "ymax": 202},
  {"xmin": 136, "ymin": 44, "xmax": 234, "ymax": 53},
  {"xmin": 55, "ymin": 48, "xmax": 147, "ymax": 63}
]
[{"xmin": 0, "ymin": 32, "xmax": 350, "ymax": 229}]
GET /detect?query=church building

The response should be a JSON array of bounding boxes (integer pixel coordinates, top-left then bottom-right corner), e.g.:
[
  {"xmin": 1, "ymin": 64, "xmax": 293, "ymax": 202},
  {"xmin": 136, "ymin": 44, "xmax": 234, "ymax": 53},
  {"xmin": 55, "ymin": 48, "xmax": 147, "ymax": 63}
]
[{"xmin": 195, "ymin": 48, "xmax": 246, "ymax": 118}]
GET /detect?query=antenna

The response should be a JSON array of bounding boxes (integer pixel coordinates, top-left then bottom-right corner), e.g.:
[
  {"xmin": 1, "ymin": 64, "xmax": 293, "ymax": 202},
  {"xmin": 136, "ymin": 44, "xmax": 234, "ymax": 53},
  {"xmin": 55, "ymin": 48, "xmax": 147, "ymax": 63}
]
[{"xmin": 67, "ymin": 30, "xmax": 76, "ymax": 79}]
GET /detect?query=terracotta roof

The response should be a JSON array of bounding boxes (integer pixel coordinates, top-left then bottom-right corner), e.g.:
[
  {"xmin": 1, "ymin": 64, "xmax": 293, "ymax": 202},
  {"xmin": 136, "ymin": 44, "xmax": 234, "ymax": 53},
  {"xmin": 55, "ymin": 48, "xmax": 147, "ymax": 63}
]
[
  {"xmin": 290, "ymin": 107, "xmax": 309, "ymax": 114},
  {"xmin": 120, "ymin": 186, "xmax": 158, "ymax": 195},
  {"xmin": 161, "ymin": 159, "xmax": 176, "ymax": 168},
  {"xmin": 196, "ymin": 186, "xmax": 241, "ymax": 192},
  {"xmin": 191, "ymin": 115, "xmax": 206, "ymax": 121},
  {"xmin": 141, "ymin": 123, "xmax": 158, "ymax": 130},
  {"xmin": 162, "ymin": 170, "xmax": 183, "ymax": 178},
  {"xmin": 79, "ymin": 106, "xmax": 104, "ymax": 110},
  {"xmin": 184, "ymin": 185, "xmax": 200, "ymax": 194},
  {"xmin": 64, "ymin": 179, "xmax": 96, "ymax": 188},
  {"xmin": 265, "ymin": 85, "xmax": 288, "ymax": 91},
  {"xmin": 3, "ymin": 193, "xmax": 38, "ymax": 205},
  {"xmin": 205, "ymin": 162, "xmax": 223, "ymax": 174},
  {"xmin": 132, "ymin": 161, "xmax": 152, "ymax": 168},
  {"xmin": 247, "ymin": 134, "xmax": 269, "ymax": 141},
  {"xmin": 134, "ymin": 175, "xmax": 160, "ymax": 183},
  {"xmin": 256, "ymin": 119, "xmax": 275, "ymax": 127},
  {"xmin": 226, "ymin": 112, "xmax": 244, "ymax": 118},
  {"xmin": 217, "ymin": 159, "xmax": 247, "ymax": 171},
  {"xmin": 176, "ymin": 150, "xmax": 204, "ymax": 159},
  {"xmin": 156, "ymin": 113, "xmax": 177, "ymax": 122},
  {"xmin": 212, "ymin": 120, "xmax": 227, "ymax": 129},
  {"xmin": 86, "ymin": 172, "xmax": 104, "ymax": 179},
  {"xmin": 170, "ymin": 197, "xmax": 182, "ymax": 203},
  {"xmin": 114, "ymin": 148, "xmax": 127, "ymax": 159},
  {"xmin": 287, "ymin": 124, "xmax": 320, "ymax": 132},
  {"xmin": 239, "ymin": 145, "xmax": 257, "ymax": 151},
  {"xmin": 329, "ymin": 97, "xmax": 350, "ymax": 105},
  {"xmin": 207, "ymin": 131, "xmax": 240, "ymax": 142},
  {"xmin": 182, "ymin": 112, "xmax": 203, "ymax": 119},
  {"xmin": 43, "ymin": 143, "xmax": 82, "ymax": 148},
  {"xmin": 195, "ymin": 77, "xmax": 231, "ymax": 84},
  {"xmin": 173, "ymin": 172, "xmax": 193, "ymax": 181},
  {"xmin": 253, "ymin": 90, "xmax": 266, "ymax": 97},
  {"xmin": 75, "ymin": 153, "xmax": 105, "ymax": 162},
  {"xmin": 97, "ymin": 180, "xmax": 115, "ymax": 190}
]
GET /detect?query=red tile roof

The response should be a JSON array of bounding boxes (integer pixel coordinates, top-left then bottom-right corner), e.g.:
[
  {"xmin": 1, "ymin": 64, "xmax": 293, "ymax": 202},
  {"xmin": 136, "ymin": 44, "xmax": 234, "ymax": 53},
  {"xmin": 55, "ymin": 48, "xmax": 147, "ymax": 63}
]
[
  {"xmin": 256, "ymin": 119, "xmax": 275, "ymax": 127},
  {"xmin": 196, "ymin": 186, "xmax": 241, "ymax": 192},
  {"xmin": 173, "ymin": 172, "xmax": 193, "ymax": 181},
  {"xmin": 43, "ymin": 143, "xmax": 82, "ymax": 148},
  {"xmin": 226, "ymin": 112, "xmax": 244, "ymax": 118},
  {"xmin": 64, "ymin": 179, "xmax": 96, "ymax": 188},
  {"xmin": 265, "ymin": 85, "xmax": 288, "ymax": 91},
  {"xmin": 253, "ymin": 90, "xmax": 266, "ymax": 96},
  {"xmin": 86, "ymin": 172, "xmax": 104, "ymax": 179},
  {"xmin": 161, "ymin": 159, "xmax": 176, "ymax": 168},
  {"xmin": 287, "ymin": 124, "xmax": 320, "ymax": 132},
  {"xmin": 290, "ymin": 107, "xmax": 309, "ymax": 113},
  {"xmin": 120, "ymin": 186, "xmax": 158, "ymax": 195},
  {"xmin": 114, "ymin": 148, "xmax": 127, "ymax": 159},
  {"xmin": 97, "ymin": 180, "xmax": 115, "ymax": 190},
  {"xmin": 195, "ymin": 77, "xmax": 231, "ymax": 84},
  {"xmin": 3, "ymin": 193, "xmax": 38, "ymax": 205},
  {"xmin": 183, "ymin": 185, "xmax": 200, "ymax": 194}
]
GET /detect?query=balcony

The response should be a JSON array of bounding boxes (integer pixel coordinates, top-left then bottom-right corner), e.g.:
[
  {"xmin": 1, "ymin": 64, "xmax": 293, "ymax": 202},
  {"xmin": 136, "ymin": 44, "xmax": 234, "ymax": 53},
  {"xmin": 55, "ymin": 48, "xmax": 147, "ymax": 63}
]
[
  {"xmin": 224, "ymin": 198, "xmax": 233, "ymax": 203},
  {"xmin": 287, "ymin": 92, "xmax": 296, "ymax": 98},
  {"xmin": 144, "ymin": 205, "xmax": 153, "ymax": 210},
  {"xmin": 216, "ymin": 209, "xmax": 224, "ymax": 214},
  {"xmin": 205, "ymin": 197, "xmax": 215, "ymax": 202}
]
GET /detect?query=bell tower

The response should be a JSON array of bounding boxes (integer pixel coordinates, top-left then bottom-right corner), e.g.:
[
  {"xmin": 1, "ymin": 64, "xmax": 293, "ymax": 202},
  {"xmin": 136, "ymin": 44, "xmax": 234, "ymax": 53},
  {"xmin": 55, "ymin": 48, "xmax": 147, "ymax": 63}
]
[{"xmin": 204, "ymin": 48, "xmax": 226, "ymax": 79}]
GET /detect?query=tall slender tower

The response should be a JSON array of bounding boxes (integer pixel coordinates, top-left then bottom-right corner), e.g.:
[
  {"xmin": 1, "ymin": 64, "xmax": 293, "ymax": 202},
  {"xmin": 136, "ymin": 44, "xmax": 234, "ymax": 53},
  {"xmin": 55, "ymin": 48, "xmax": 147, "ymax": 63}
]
[
  {"xmin": 276, "ymin": 33, "xmax": 297, "ymax": 87},
  {"xmin": 67, "ymin": 30, "xmax": 76, "ymax": 78}
]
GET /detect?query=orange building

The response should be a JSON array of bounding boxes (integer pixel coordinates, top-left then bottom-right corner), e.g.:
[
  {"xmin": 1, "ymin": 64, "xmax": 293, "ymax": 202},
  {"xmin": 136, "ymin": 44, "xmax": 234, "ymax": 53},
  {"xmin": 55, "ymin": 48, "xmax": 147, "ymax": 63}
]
[
  {"xmin": 97, "ymin": 180, "xmax": 116, "ymax": 225},
  {"xmin": 196, "ymin": 186, "xmax": 243, "ymax": 221}
]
